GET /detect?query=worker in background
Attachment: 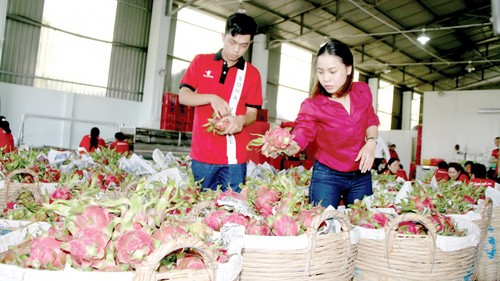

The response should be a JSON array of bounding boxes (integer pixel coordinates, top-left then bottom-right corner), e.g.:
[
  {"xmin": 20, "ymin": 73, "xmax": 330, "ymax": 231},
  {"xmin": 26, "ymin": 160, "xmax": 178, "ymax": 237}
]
[
  {"xmin": 388, "ymin": 143, "xmax": 399, "ymax": 159},
  {"xmin": 79, "ymin": 127, "xmax": 107, "ymax": 153},
  {"xmin": 373, "ymin": 135, "xmax": 390, "ymax": 172},
  {"xmin": 0, "ymin": 116, "xmax": 15, "ymax": 153},
  {"xmin": 110, "ymin": 132, "xmax": 130, "ymax": 155}
]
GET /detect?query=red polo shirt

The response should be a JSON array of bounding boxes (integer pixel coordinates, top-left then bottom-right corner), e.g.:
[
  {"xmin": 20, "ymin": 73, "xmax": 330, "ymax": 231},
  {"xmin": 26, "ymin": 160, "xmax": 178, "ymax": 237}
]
[
  {"xmin": 433, "ymin": 168, "xmax": 450, "ymax": 181},
  {"xmin": 492, "ymin": 148, "xmax": 499, "ymax": 177},
  {"xmin": 180, "ymin": 51, "xmax": 262, "ymax": 164},
  {"xmin": 0, "ymin": 130, "xmax": 14, "ymax": 153},
  {"xmin": 293, "ymin": 82, "xmax": 380, "ymax": 172},
  {"xmin": 79, "ymin": 135, "xmax": 107, "ymax": 152},
  {"xmin": 110, "ymin": 140, "xmax": 130, "ymax": 155},
  {"xmin": 471, "ymin": 178, "xmax": 496, "ymax": 188}
]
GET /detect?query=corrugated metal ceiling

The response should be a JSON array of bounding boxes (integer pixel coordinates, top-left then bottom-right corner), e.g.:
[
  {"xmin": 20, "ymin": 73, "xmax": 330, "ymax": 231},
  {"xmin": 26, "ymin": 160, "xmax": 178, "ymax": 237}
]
[{"xmin": 172, "ymin": 0, "xmax": 498, "ymax": 93}]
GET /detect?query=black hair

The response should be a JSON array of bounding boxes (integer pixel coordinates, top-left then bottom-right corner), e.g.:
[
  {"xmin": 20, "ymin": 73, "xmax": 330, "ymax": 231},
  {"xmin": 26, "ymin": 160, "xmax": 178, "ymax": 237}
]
[
  {"xmin": 115, "ymin": 132, "xmax": 126, "ymax": 141},
  {"xmin": 387, "ymin": 157, "xmax": 400, "ymax": 166},
  {"xmin": 0, "ymin": 116, "xmax": 11, "ymax": 134},
  {"xmin": 225, "ymin": 13, "xmax": 258, "ymax": 40},
  {"xmin": 471, "ymin": 163, "xmax": 487, "ymax": 179},
  {"xmin": 437, "ymin": 161, "xmax": 449, "ymax": 169},
  {"xmin": 90, "ymin": 127, "xmax": 100, "ymax": 150},
  {"xmin": 312, "ymin": 39, "xmax": 354, "ymax": 98},
  {"xmin": 448, "ymin": 162, "xmax": 468, "ymax": 179}
]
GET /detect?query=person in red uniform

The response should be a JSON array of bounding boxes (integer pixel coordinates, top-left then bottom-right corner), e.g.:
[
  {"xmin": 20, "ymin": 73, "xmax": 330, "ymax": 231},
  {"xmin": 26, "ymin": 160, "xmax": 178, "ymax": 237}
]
[
  {"xmin": 287, "ymin": 39, "xmax": 380, "ymax": 209},
  {"xmin": 178, "ymin": 13, "xmax": 262, "ymax": 192},
  {"xmin": 79, "ymin": 127, "xmax": 107, "ymax": 153},
  {"xmin": 388, "ymin": 143, "xmax": 399, "ymax": 159},
  {"xmin": 448, "ymin": 162, "xmax": 469, "ymax": 184},
  {"xmin": 0, "ymin": 116, "xmax": 15, "ymax": 153},
  {"xmin": 433, "ymin": 161, "xmax": 450, "ymax": 182},
  {"xmin": 470, "ymin": 163, "xmax": 498, "ymax": 188},
  {"xmin": 381, "ymin": 158, "xmax": 408, "ymax": 181},
  {"xmin": 490, "ymin": 137, "xmax": 499, "ymax": 178},
  {"xmin": 109, "ymin": 132, "xmax": 130, "ymax": 155}
]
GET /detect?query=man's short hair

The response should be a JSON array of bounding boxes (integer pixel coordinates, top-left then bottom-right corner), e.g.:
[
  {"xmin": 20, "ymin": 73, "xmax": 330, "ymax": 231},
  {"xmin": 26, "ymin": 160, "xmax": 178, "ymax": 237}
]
[{"xmin": 225, "ymin": 13, "xmax": 258, "ymax": 39}]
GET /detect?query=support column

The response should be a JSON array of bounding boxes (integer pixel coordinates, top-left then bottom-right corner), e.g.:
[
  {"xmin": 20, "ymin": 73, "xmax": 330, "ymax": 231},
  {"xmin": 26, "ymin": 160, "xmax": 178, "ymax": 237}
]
[
  {"xmin": 401, "ymin": 90, "xmax": 413, "ymax": 130},
  {"xmin": 368, "ymin": 77, "xmax": 379, "ymax": 111},
  {"xmin": 251, "ymin": 33, "xmax": 269, "ymax": 108},
  {"xmin": 0, "ymin": 0, "xmax": 8, "ymax": 65},
  {"xmin": 139, "ymin": 0, "xmax": 172, "ymax": 128}
]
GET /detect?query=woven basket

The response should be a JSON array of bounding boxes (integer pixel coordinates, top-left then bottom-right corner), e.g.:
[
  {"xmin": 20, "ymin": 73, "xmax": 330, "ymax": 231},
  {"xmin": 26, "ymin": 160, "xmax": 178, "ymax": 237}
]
[
  {"xmin": 239, "ymin": 208, "xmax": 358, "ymax": 281},
  {"xmin": 133, "ymin": 236, "xmax": 217, "ymax": 281},
  {"xmin": 0, "ymin": 168, "xmax": 41, "ymax": 210},
  {"xmin": 476, "ymin": 205, "xmax": 500, "ymax": 281},
  {"xmin": 354, "ymin": 212, "xmax": 479, "ymax": 281}
]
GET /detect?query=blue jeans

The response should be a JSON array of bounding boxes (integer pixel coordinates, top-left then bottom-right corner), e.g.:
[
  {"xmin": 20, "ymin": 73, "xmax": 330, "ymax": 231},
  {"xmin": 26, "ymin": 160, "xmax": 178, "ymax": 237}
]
[
  {"xmin": 309, "ymin": 161, "xmax": 372, "ymax": 208},
  {"xmin": 191, "ymin": 160, "xmax": 246, "ymax": 192}
]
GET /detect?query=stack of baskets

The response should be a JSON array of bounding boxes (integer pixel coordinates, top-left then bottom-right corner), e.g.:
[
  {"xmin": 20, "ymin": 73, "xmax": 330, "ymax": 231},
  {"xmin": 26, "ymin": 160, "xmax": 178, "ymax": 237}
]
[
  {"xmin": 354, "ymin": 212, "xmax": 482, "ymax": 281},
  {"xmin": 239, "ymin": 209, "xmax": 358, "ymax": 281}
]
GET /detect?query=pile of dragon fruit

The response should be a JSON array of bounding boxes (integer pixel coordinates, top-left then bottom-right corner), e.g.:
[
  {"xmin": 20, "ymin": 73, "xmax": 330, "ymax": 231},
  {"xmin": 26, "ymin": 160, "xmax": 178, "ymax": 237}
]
[{"xmin": 0, "ymin": 145, "xmax": 492, "ymax": 273}]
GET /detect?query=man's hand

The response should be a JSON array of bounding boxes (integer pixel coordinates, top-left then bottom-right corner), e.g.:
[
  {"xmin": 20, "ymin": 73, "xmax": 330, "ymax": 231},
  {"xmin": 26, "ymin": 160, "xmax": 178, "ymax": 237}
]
[{"xmin": 220, "ymin": 115, "xmax": 245, "ymax": 135}]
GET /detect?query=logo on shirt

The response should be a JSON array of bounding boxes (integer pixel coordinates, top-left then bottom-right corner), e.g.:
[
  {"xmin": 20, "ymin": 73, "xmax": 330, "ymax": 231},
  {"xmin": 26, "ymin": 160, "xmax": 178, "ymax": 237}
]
[{"xmin": 203, "ymin": 70, "xmax": 214, "ymax": 78}]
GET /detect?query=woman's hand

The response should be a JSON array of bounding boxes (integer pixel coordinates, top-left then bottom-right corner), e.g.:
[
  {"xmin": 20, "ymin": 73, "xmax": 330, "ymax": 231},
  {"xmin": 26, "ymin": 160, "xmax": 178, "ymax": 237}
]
[{"xmin": 356, "ymin": 140, "xmax": 376, "ymax": 173}]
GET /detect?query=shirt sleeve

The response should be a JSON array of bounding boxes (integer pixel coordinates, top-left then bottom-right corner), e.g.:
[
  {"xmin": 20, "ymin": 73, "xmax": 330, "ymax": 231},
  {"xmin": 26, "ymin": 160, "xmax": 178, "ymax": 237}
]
[
  {"xmin": 293, "ymin": 99, "xmax": 317, "ymax": 151},
  {"xmin": 179, "ymin": 54, "xmax": 201, "ymax": 91},
  {"xmin": 245, "ymin": 66, "xmax": 263, "ymax": 108},
  {"xmin": 356, "ymin": 82, "xmax": 380, "ymax": 127}
]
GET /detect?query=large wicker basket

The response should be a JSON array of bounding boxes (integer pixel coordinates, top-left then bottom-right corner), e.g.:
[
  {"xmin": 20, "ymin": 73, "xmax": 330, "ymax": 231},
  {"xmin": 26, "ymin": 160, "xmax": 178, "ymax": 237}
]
[
  {"xmin": 134, "ymin": 236, "xmax": 217, "ymax": 281},
  {"xmin": 476, "ymin": 205, "xmax": 500, "ymax": 281},
  {"xmin": 354, "ymin": 212, "xmax": 480, "ymax": 281},
  {"xmin": 0, "ymin": 168, "xmax": 41, "ymax": 210},
  {"xmin": 239, "ymin": 208, "xmax": 358, "ymax": 281}
]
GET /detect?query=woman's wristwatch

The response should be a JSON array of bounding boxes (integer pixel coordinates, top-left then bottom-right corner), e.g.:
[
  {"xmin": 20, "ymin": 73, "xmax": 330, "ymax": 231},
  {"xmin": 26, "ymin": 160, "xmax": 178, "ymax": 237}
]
[{"xmin": 365, "ymin": 136, "xmax": 378, "ymax": 144}]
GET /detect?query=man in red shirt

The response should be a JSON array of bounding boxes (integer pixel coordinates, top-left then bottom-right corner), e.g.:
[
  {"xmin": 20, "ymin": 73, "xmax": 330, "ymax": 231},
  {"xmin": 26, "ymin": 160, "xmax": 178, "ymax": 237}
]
[{"xmin": 179, "ymin": 13, "xmax": 262, "ymax": 192}]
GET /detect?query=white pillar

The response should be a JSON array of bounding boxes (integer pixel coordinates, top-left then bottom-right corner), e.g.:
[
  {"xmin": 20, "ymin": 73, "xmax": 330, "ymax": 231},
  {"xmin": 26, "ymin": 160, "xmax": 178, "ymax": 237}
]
[
  {"xmin": 0, "ymin": 0, "xmax": 8, "ymax": 65},
  {"xmin": 368, "ymin": 77, "xmax": 379, "ymax": 111},
  {"xmin": 139, "ymin": 0, "xmax": 172, "ymax": 128},
  {"xmin": 401, "ymin": 91, "xmax": 413, "ymax": 130},
  {"xmin": 251, "ymin": 34, "xmax": 269, "ymax": 108}
]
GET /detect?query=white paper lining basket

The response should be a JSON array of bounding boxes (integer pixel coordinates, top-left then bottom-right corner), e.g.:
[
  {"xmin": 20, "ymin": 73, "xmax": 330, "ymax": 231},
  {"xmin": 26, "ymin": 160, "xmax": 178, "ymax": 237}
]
[
  {"xmin": 353, "ymin": 213, "xmax": 481, "ymax": 281},
  {"xmin": 239, "ymin": 209, "xmax": 360, "ymax": 281}
]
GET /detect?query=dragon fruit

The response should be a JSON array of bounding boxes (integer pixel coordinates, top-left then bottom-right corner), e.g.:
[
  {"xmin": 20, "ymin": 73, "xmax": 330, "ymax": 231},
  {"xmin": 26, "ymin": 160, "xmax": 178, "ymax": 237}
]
[
  {"xmin": 29, "ymin": 236, "xmax": 67, "ymax": 270},
  {"xmin": 254, "ymin": 185, "xmax": 279, "ymax": 218},
  {"xmin": 247, "ymin": 126, "xmax": 300, "ymax": 158},
  {"xmin": 246, "ymin": 218, "xmax": 271, "ymax": 235},
  {"xmin": 115, "ymin": 229, "xmax": 154, "ymax": 269},
  {"xmin": 50, "ymin": 187, "xmax": 71, "ymax": 201},
  {"xmin": 63, "ymin": 227, "xmax": 111, "ymax": 268},
  {"xmin": 270, "ymin": 214, "xmax": 300, "ymax": 236},
  {"xmin": 176, "ymin": 253, "xmax": 206, "ymax": 270},
  {"xmin": 203, "ymin": 114, "xmax": 230, "ymax": 135}
]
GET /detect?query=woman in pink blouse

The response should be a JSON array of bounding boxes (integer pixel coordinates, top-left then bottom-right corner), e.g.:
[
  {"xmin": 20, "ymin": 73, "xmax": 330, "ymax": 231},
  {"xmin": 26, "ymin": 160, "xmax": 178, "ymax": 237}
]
[{"xmin": 290, "ymin": 39, "xmax": 380, "ymax": 208}]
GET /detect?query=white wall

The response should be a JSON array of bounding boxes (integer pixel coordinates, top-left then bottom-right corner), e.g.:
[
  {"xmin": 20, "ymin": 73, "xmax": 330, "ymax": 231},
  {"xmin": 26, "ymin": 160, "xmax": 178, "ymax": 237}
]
[
  {"xmin": 422, "ymin": 90, "xmax": 500, "ymax": 165},
  {"xmin": 0, "ymin": 83, "xmax": 141, "ymax": 149}
]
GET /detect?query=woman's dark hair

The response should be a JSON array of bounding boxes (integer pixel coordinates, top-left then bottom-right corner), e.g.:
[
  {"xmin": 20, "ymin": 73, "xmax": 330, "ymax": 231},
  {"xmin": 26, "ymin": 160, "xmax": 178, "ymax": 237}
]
[
  {"xmin": 90, "ymin": 127, "xmax": 100, "ymax": 150},
  {"xmin": 387, "ymin": 157, "xmax": 400, "ymax": 166},
  {"xmin": 0, "ymin": 116, "xmax": 11, "ymax": 134},
  {"xmin": 225, "ymin": 13, "xmax": 258, "ymax": 40},
  {"xmin": 312, "ymin": 39, "xmax": 354, "ymax": 98},
  {"xmin": 471, "ymin": 163, "xmax": 487, "ymax": 179},
  {"xmin": 115, "ymin": 132, "xmax": 126, "ymax": 141}
]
